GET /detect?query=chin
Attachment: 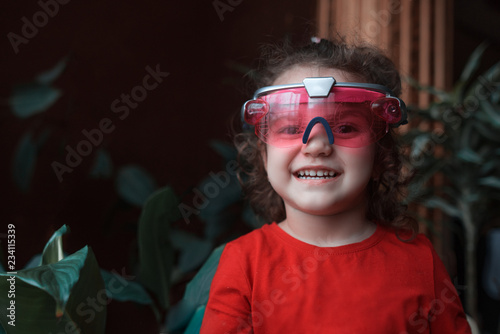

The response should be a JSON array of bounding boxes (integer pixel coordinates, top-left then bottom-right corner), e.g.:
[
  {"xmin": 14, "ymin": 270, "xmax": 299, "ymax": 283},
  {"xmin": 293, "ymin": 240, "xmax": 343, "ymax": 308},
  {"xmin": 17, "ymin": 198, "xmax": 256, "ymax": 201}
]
[{"xmin": 290, "ymin": 201, "xmax": 340, "ymax": 216}]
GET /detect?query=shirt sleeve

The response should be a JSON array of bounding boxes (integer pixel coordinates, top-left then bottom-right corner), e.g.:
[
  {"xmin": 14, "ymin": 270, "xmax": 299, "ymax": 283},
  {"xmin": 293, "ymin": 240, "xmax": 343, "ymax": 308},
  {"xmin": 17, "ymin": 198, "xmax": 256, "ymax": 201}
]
[
  {"xmin": 200, "ymin": 243, "xmax": 253, "ymax": 334},
  {"xmin": 426, "ymin": 239, "xmax": 472, "ymax": 333}
]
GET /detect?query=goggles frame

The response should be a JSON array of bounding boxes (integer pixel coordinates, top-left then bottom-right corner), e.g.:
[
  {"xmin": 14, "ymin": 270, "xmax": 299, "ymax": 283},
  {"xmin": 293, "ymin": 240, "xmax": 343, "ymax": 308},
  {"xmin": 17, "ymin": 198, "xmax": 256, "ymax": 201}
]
[{"xmin": 241, "ymin": 77, "xmax": 408, "ymax": 148}]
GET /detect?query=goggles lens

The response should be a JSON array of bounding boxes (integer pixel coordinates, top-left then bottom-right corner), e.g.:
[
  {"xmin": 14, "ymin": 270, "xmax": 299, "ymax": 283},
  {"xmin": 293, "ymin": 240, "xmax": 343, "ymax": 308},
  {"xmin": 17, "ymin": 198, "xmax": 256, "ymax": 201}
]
[{"xmin": 243, "ymin": 83, "xmax": 406, "ymax": 148}]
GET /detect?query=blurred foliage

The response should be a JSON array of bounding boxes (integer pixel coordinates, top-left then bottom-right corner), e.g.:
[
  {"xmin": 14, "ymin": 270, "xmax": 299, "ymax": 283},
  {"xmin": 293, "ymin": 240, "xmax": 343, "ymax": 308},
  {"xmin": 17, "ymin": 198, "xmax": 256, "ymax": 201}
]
[
  {"xmin": 6, "ymin": 57, "xmax": 258, "ymax": 333},
  {"xmin": 9, "ymin": 58, "xmax": 66, "ymax": 119},
  {"xmin": 134, "ymin": 140, "xmax": 262, "ymax": 332},
  {"xmin": 165, "ymin": 245, "xmax": 225, "ymax": 333},
  {"xmin": 402, "ymin": 41, "xmax": 500, "ymax": 321}
]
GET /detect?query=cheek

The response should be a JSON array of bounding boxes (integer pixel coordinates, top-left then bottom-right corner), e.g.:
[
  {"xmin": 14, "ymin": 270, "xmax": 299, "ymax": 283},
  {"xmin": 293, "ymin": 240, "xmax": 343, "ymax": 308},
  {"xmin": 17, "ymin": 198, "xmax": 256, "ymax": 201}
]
[
  {"xmin": 339, "ymin": 146, "xmax": 376, "ymax": 179},
  {"xmin": 265, "ymin": 146, "xmax": 295, "ymax": 167},
  {"xmin": 264, "ymin": 146, "xmax": 297, "ymax": 183}
]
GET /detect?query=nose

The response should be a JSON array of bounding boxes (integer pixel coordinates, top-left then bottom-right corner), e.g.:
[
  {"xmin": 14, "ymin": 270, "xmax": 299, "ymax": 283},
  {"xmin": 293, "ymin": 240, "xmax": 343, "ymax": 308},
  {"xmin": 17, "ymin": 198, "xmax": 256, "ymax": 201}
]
[{"xmin": 301, "ymin": 117, "xmax": 334, "ymax": 156}]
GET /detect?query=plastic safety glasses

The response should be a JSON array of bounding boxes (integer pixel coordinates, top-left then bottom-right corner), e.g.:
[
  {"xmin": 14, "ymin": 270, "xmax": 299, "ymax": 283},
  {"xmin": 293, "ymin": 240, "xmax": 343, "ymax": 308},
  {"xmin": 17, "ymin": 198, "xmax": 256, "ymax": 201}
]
[{"xmin": 242, "ymin": 77, "xmax": 407, "ymax": 148}]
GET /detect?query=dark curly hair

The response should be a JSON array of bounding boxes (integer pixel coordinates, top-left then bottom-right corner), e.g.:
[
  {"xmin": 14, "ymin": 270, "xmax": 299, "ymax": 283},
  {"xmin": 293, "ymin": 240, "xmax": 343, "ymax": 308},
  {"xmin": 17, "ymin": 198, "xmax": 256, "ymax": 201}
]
[{"xmin": 234, "ymin": 37, "xmax": 418, "ymax": 236}]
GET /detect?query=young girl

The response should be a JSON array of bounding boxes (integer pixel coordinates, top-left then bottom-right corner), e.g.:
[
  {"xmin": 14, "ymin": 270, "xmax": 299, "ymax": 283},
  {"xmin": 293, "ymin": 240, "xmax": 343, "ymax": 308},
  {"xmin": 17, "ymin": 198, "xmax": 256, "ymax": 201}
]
[{"xmin": 200, "ymin": 38, "xmax": 471, "ymax": 333}]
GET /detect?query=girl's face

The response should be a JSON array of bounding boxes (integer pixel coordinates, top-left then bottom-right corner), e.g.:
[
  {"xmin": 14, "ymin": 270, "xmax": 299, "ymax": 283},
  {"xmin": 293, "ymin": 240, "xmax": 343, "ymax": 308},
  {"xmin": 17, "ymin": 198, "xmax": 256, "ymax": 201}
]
[{"xmin": 263, "ymin": 66, "xmax": 376, "ymax": 217}]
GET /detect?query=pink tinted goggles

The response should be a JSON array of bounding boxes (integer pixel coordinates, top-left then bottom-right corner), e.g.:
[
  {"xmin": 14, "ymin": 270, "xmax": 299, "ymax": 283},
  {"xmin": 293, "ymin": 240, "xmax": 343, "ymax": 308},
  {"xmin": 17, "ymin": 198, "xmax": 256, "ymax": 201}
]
[{"xmin": 242, "ymin": 77, "xmax": 407, "ymax": 148}]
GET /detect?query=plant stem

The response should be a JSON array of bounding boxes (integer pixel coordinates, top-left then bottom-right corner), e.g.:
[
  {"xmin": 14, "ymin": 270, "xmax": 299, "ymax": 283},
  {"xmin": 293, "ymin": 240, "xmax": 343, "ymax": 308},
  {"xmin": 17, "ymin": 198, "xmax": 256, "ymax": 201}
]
[{"xmin": 459, "ymin": 196, "xmax": 478, "ymax": 321}]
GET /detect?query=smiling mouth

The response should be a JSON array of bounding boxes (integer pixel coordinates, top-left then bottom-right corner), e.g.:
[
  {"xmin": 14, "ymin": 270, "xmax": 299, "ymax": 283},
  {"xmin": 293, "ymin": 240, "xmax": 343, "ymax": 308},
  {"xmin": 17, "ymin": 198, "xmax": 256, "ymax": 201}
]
[{"xmin": 295, "ymin": 169, "xmax": 340, "ymax": 180}]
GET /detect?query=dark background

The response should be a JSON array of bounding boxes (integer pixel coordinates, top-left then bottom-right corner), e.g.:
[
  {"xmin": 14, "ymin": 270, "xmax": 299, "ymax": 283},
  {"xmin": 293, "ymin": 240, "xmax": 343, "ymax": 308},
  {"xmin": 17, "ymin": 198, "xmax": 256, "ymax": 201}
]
[{"xmin": 1, "ymin": 0, "xmax": 499, "ymax": 332}]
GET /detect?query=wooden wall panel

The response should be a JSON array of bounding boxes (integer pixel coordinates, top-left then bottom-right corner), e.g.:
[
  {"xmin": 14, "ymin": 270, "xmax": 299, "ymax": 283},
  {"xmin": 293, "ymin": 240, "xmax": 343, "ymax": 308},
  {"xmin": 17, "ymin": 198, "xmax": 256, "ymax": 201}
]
[{"xmin": 316, "ymin": 0, "xmax": 453, "ymax": 94}]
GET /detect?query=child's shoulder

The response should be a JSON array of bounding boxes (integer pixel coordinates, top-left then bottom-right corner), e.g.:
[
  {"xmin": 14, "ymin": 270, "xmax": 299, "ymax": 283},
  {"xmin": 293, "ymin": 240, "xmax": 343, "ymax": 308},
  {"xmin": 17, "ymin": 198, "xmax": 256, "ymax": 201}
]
[
  {"xmin": 218, "ymin": 223, "xmax": 280, "ymax": 270},
  {"xmin": 381, "ymin": 225, "xmax": 439, "ymax": 260},
  {"xmin": 225, "ymin": 222, "xmax": 278, "ymax": 250}
]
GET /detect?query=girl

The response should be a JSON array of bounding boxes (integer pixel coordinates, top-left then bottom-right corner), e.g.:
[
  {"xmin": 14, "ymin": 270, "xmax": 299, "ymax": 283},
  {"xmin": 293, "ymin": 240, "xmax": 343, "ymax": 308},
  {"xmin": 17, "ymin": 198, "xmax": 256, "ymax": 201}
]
[{"xmin": 200, "ymin": 38, "xmax": 471, "ymax": 333}]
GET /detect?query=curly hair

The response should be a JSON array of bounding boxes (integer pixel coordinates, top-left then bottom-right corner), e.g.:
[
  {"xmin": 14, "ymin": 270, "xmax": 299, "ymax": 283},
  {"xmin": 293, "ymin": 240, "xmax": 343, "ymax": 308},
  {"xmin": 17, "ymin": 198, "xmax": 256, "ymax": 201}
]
[{"xmin": 234, "ymin": 37, "xmax": 418, "ymax": 236}]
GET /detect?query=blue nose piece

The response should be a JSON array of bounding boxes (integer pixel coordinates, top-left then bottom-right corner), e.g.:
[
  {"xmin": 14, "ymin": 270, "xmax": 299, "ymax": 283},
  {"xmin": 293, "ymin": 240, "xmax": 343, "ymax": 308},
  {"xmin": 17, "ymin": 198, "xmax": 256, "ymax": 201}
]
[{"xmin": 302, "ymin": 117, "xmax": 334, "ymax": 145}]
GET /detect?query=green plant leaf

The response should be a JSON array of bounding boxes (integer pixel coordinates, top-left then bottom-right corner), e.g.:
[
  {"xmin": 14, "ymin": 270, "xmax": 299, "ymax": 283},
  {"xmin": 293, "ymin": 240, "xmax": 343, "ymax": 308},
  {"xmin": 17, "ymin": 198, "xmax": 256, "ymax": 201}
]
[
  {"xmin": 424, "ymin": 197, "xmax": 462, "ymax": 219},
  {"xmin": 198, "ymin": 171, "xmax": 242, "ymax": 239},
  {"xmin": 41, "ymin": 225, "xmax": 68, "ymax": 265},
  {"xmin": 482, "ymin": 60, "xmax": 500, "ymax": 83},
  {"xmin": 242, "ymin": 204, "xmax": 265, "ymax": 229},
  {"xmin": 456, "ymin": 148, "xmax": 483, "ymax": 164},
  {"xmin": 137, "ymin": 187, "xmax": 180, "ymax": 310},
  {"xmin": 89, "ymin": 149, "xmax": 113, "ymax": 179},
  {"xmin": 474, "ymin": 122, "xmax": 500, "ymax": 143},
  {"xmin": 167, "ymin": 244, "xmax": 225, "ymax": 332},
  {"xmin": 480, "ymin": 158, "xmax": 500, "ymax": 175},
  {"xmin": 466, "ymin": 60, "xmax": 500, "ymax": 105},
  {"xmin": 479, "ymin": 99, "xmax": 500, "ymax": 128},
  {"xmin": 9, "ymin": 84, "xmax": 62, "ymax": 119},
  {"xmin": 59, "ymin": 247, "xmax": 107, "ymax": 334},
  {"xmin": 170, "ymin": 229, "xmax": 213, "ymax": 273},
  {"xmin": 458, "ymin": 116, "xmax": 477, "ymax": 150},
  {"xmin": 9, "ymin": 58, "xmax": 67, "ymax": 119},
  {"xmin": 183, "ymin": 305, "xmax": 206, "ymax": 334},
  {"xmin": 0, "ymin": 276, "xmax": 68, "ymax": 333},
  {"xmin": 410, "ymin": 134, "xmax": 432, "ymax": 159},
  {"xmin": 100, "ymin": 269, "xmax": 153, "ymax": 305},
  {"xmin": 12, "ymin": 132, "xmax": 37, "ymax": 192},
  {"xmin": 457, "ymin": 41, "xmax": 490, "ymax": 88},
  {"xmin": 478, "ymin": 176, "xmax": 500, "ymax": 190},
  {"xmin": 209, "ymin": 140, "xmax": 237, "ymax": 162},
  {"xmin": 23, "ymin": 254, "xmax": 42, "ymax": 269},
  {"xmin": 36, "ymin": 58, "xmax": 68, "ymax": 85},
  {"xmin": 462, "ymin": 190, "xmax": 481, "ymax": 203},
  {"xmin": 406, "ymin": 158, "xmax": 445, "ymax": 201},
  {"xmin": 116, "ymin": 165, "xmax": 157, "ymax": 207},
  {"xmin": 478, "ymin": 61, "xmax": 500, "ymax": 103},
  {"xmin": 0, "ymin": 246, "xmax": 106, "ymax": 334},
  {"xmin": 15, "ymin": 247, "xmax": 87, "ymax": 314}
]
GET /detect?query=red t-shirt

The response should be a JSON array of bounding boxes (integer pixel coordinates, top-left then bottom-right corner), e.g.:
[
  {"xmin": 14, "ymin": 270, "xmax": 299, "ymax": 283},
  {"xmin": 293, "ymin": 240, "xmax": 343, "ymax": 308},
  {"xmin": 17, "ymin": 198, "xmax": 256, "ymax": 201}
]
[{"xmin": 201, "ymin": 223, "xmax": 471, "ymax": 333}]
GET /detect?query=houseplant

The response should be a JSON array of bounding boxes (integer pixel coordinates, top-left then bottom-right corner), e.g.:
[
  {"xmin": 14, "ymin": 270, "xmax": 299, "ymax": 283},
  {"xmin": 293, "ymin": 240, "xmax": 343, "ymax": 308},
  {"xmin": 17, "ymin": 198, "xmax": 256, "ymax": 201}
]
[{"xmin": 402, "ymin": 41, "xmax": 500, "ymax": 323}]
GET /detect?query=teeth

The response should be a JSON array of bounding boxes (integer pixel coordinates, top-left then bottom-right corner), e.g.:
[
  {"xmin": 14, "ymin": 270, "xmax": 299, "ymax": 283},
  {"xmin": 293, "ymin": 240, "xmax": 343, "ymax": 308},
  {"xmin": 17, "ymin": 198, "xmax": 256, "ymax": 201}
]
[{"xmin": 296, "ymin": 170, "xmax": 338, "ymax": 179}]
